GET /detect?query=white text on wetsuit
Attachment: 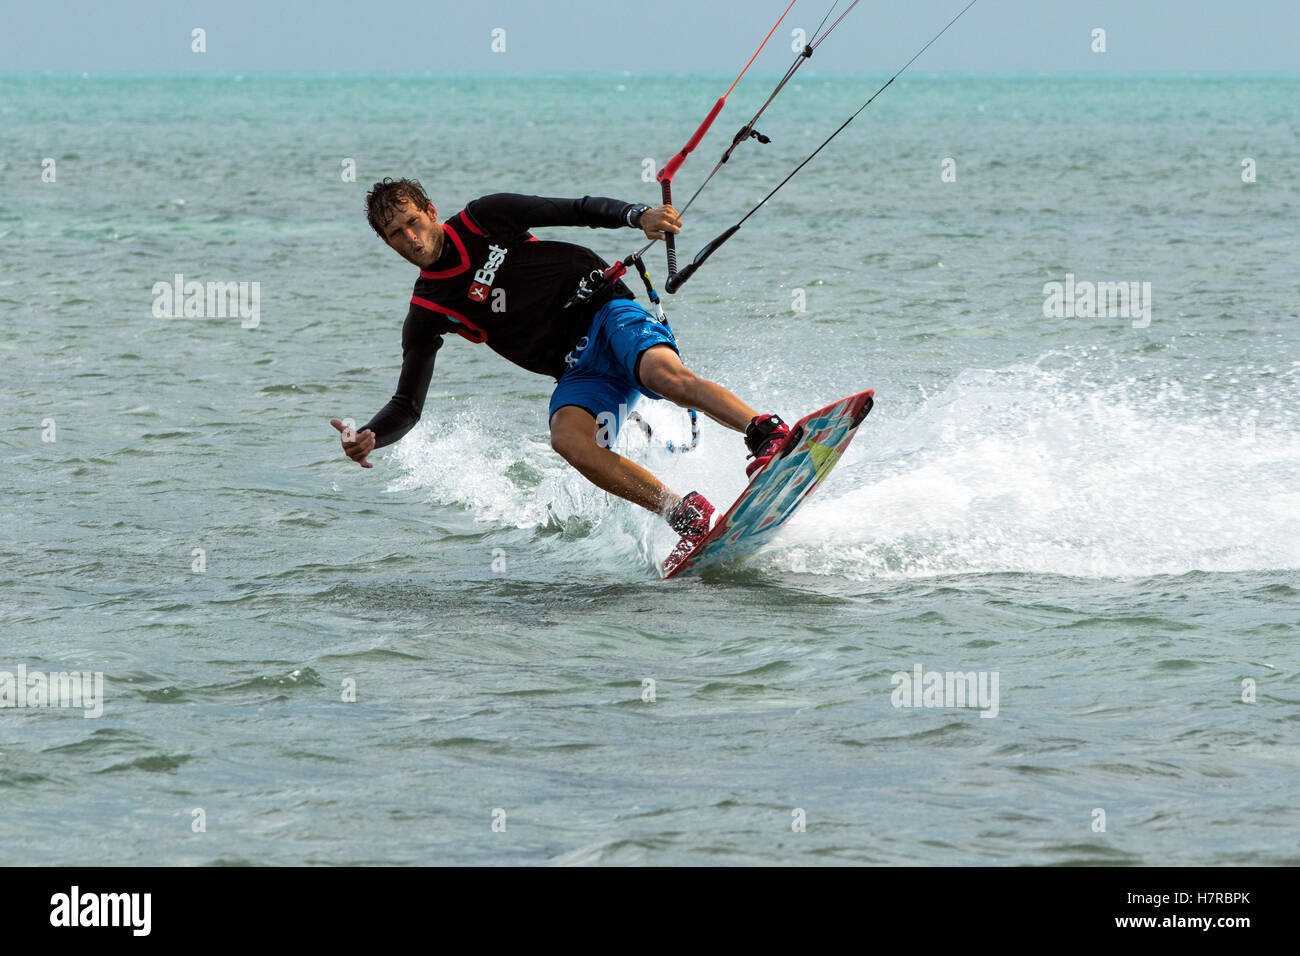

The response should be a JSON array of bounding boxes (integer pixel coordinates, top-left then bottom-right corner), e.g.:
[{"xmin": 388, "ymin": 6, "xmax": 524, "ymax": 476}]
[{"xmin": 468, "ymin": 244, "xmax": 509, "ymax": 302}]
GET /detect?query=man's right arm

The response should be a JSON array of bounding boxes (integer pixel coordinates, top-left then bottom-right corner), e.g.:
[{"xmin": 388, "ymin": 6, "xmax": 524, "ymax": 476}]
[
  {"xmin": 465, "ymin": 193, "xmax": 652, "ymax": 237},
  {"xmin": 358, "ymin": 308, "xmax": 447, "ymax": 449}
]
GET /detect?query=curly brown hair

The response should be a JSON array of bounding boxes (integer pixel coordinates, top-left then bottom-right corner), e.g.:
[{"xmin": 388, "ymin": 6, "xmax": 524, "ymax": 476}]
[{"xmin": 366, "ymin": 177, "xmax": 433, "ymax": 238}]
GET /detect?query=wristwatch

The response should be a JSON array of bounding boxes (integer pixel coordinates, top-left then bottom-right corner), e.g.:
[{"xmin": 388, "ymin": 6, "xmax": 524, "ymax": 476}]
[{"xmin": 625, "ymin": 203, "xmax": 651, "ymax": 228}]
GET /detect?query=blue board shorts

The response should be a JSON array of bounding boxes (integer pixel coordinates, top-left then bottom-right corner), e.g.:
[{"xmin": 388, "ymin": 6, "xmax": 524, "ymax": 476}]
[{"xmin": 549, "ymin": 297, "xmax": 679, "ymax": 440}]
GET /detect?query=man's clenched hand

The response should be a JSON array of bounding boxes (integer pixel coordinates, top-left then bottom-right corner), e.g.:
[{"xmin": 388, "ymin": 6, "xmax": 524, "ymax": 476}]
[
  {"xmin": 640, "ymin": 204, "xmax": 683, "ymax": 241},
  {"xmin": 331, "ymin": 418, "xmax": 375, "ymax": 468}
]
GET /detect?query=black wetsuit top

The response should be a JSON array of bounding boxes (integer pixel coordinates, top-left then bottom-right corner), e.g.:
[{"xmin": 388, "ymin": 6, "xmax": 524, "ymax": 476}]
[{"xmin": 359, "ymin": 193, "xmax": 643, "ymax": 449}]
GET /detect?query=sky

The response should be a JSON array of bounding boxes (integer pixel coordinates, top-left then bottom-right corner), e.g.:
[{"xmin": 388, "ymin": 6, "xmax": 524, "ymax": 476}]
[{"xmin": 2, "ymin": 0, "xmax": 1297, "ymax": 74}]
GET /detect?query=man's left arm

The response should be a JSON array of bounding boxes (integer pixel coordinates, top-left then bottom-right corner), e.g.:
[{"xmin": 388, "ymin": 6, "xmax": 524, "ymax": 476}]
[{"xmin": 464, "ymin": 193, "xmax": 680, "ymax": 241}]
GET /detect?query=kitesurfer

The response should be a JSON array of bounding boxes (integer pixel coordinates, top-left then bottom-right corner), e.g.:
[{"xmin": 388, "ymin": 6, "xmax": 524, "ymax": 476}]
[{"xmin": 331, "ymin": 179, "xmax": 790, "ymax": 562}]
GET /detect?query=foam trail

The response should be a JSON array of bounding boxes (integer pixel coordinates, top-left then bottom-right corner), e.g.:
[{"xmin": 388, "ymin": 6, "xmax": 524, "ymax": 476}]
[
  {"xmin": 772, "ymin": 358, "xmax": 1300, "ymax": 580},
  {"xmin": 385, "ymin": 404, "xmax": 720, "ymax": 568},
  {"xmin": 381, "ymin": 353, "xmax": 1300, "ymax": 581}
]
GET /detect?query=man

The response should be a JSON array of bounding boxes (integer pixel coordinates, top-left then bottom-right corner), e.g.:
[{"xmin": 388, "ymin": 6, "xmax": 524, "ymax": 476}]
[{"xmin": 331, "ymin": 178, "xmax": 790, "ymax": 563}]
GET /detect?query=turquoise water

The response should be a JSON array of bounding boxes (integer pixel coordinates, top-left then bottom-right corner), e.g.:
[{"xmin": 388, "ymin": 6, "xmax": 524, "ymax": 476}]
[{"xmin": 1, "ymin": 74, "xmax": 1298, "ymax": 865}]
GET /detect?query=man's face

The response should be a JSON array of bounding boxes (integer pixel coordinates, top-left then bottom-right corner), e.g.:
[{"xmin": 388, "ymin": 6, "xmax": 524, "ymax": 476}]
[{"xmin": 382, "ymin": 198, "xmax": 440, "ymax": 268}]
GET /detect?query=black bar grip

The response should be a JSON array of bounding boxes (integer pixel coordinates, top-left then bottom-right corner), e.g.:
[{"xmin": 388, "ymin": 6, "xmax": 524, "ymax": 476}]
[
  {"xmin": 662, "ymin": 180, "xmax": 677, "ymax": 276},
  {"xmin": 664, "ymin": 225, "xmax": 740, "ymax": 294}
]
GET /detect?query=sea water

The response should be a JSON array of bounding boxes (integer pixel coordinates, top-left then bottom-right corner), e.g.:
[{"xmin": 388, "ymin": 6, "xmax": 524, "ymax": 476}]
[{"xmin": 1, "ymin": 74, "xmax": 1297, "ymax": 864}]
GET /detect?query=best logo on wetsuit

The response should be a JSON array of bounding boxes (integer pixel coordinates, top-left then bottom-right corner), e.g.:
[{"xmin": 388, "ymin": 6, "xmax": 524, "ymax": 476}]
[{"xmin": 468, "ymin": 244, "xmax": 508, "ymax": 303}]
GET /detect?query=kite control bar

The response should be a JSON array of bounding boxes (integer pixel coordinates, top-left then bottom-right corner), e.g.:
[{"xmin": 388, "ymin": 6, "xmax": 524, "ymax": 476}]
[
  {"xmin": 663, "ymin": 226, "xmax": 740, "ymax": 294},
  {"xmin": 658, "ymin": 97, "xmax": 725, "ymax": 277}
]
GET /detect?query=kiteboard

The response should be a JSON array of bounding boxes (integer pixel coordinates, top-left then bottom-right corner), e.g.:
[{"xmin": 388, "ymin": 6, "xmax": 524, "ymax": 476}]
[{"xmin": 662, "ymin": 390, "xmax": 874, "ymax": 578}]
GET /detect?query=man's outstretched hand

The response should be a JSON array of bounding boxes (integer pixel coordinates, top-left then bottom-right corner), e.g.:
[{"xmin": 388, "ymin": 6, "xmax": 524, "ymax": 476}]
[
  {"xmin": 331, "ymin": 419, "xmax": 375, "ymax": 468},
  {"xmin": 640, "ymin": 204, "xmax": 683, "ymax": 241}
]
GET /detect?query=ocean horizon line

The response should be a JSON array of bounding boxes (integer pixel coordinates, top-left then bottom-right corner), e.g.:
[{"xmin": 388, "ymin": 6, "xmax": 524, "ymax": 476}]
[{"xmin": 4, "ymin": 70, "xmax": 1299, "ymax": 81}]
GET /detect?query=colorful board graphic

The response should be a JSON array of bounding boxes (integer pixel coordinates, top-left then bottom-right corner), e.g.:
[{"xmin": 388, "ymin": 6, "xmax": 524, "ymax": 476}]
[{"xmin": 662, "ymin": 390, "xmax": 874, "ymax": 578}]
